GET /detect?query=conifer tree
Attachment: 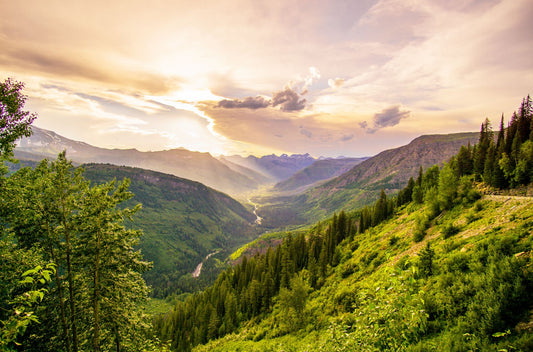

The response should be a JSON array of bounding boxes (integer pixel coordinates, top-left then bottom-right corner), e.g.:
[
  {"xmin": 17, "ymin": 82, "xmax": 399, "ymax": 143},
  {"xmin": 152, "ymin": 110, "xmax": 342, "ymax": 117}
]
[
  {"xmin": 496, "ymin": 114, "xmax": 505, "ymax": 150},
  {"xmin": 517, "ymin": 96, "xmax": 532, "ymax": 143},
  {"xmin": 483, "ymin": 144, "xmax": 496, "ymax": 186},
  {"xmin": 473, "ymin": 119, "xmax": 493, "ymax": 178}
]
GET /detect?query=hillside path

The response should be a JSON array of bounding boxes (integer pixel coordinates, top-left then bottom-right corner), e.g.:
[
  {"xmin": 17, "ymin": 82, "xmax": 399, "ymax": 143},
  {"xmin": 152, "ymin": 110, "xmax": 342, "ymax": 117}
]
[{"xmin": 484, "ymin": 195, "xmax": 532, "ymax": 201}]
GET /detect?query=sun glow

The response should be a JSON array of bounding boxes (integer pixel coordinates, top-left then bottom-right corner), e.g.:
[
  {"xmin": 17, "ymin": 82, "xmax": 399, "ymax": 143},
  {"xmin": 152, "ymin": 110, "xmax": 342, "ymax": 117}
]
[{"xmin": 146, "ymin": 88, "xmax": 231, "ymax": 155}]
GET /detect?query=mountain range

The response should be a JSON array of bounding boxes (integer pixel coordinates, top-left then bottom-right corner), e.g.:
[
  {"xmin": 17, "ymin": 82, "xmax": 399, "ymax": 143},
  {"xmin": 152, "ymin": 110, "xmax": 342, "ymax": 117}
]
[
  {"xmin": 256, "ymin": 132, "xmax": 479, "ymax": 227},
  {"xmin": 15, "ymin": 127, "xmax": 264, "ymax": 195},
  {"xmin": 273, "ymin": 157, "xmax": 368, "ymax": 193},
  {"xmin": 220, "ymin": 153, "xmax": 317, "ymax": 181},
  {"xmin": 16, "ymin": 127, "xmax": 340, "ymax": 196},
  {"xmin": 13, "ymin": 127, "xmax": 480, "ymax": 293}
]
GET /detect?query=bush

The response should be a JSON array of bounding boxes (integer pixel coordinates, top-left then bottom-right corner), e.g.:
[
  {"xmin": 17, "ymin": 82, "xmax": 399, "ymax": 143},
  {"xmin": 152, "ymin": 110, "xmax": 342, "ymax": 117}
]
[
  {"xmin": 465, "ymin": 211, "xmax": 480, "ymax": 224},
  {"xmin": 442, "ymin": 223, "xmax": 460, "ymax": 239},
  {"xmin": 389, "ymin": 235, "xmax": 400, "ymax": 246},
  {"xmin": 413, "ymin": 213, "xmax": 430, "ymax": 242}
]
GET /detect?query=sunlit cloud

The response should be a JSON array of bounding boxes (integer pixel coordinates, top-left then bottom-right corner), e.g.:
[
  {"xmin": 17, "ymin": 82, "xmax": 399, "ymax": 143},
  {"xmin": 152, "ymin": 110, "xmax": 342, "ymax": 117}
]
[{"xmin": 328, "ymin": 78, "xmax": 345, "ymax": 89}]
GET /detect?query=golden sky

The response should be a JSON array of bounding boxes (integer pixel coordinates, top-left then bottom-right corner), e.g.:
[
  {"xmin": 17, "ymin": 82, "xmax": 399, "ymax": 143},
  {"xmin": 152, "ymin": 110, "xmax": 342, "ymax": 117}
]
[{"xmin": 1, "ymin": 0, "xmax": 532, "ymax": 157}]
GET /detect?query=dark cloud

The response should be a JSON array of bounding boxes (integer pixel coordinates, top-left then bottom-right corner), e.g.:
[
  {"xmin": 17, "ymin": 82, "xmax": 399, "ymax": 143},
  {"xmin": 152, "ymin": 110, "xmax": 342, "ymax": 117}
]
[
  {"xmin": 374, "ymin": 105, "xmax": 410, "ymax": 128},
  {"xmin": 272, "ymin": 88, "xmax": 307, "ymax": 111},
  {"xmin": 217, "ymin": 87, "xmax": 307, "ymax": 112},
  {"xmin": 340, "ymin": 133, "xmax": 354, "ymax": 141},
  {"xmin": 217, "ymin": 96, "xmax": 271, "ymax": 109},
  {"xmin": 360, "ymin": 105, "xmax": 410, "ymax": 134}
]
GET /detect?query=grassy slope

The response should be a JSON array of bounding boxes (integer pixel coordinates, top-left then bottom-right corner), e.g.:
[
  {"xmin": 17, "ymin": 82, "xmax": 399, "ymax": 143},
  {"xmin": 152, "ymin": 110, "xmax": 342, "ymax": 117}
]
[{"xmin": 194, "ymin": 195, "xmax": 533, "ymax": 351}]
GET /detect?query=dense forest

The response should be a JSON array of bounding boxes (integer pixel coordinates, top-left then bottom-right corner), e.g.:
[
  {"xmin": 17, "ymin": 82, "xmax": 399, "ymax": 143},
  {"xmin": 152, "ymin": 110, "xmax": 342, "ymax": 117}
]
[
  {"xmin": 153, "ymin": 96, "xmax": 533, "ymax": 351},
  {"xmin": 1, "ymin": 78, "xmax": 532, "ymax": 352},
  {"xmin": 0, "ymin": 79, "xmax": 163, "ymax": 351}
]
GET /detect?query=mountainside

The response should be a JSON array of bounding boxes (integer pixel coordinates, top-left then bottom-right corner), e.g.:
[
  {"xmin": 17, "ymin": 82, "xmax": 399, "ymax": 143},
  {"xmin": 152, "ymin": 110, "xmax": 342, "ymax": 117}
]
[
  {"xmin": 320, "ymin": 132, "xmax": 479, "ymax": 191},
  {"xmin": 217, "ymin": 156, "xmax": 273, "ymax": 185},
  {"xmin": 223, "ymin": 153, "xmax": 316, "ymax": 181},
  {"xmin": 15, "ymin": 127, "xmax": 263, "ymax": 195},
  {"xmin": 157, "ymin": 190, "xmax": 533, "ymax": 351},
  {"xmin": 257, "ymin": 132, "xmax": 479, "ymax": 227},
  {"xmin": 273, "ymin": 157, "xmax": 368, "ymax": 193},
  {"xmin": 81, "ymin": 163, "xmax": 259, "ymax": 297}
]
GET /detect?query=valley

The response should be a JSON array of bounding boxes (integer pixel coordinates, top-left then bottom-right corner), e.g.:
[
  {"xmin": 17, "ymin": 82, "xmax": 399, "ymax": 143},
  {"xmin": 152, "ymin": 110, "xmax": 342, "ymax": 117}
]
[
  {"xmin": 3, "ymin": 94, "xmax": 533, "ymax": 351},
  {"xmin": 10, "ymin": 127, "xmax": 484, "ymax": 299},
  {"xmin": 1, "ymin": 0, "xmax": 531, "ymax": 347}
]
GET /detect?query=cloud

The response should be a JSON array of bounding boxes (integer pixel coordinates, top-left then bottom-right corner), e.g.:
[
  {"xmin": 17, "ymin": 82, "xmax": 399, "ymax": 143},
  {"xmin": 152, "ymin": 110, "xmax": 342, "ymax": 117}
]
[
  {"xmin": 328, "ymin": 78, "xmax": 345, "ymax": 88},
  {"xmin": 272, "ymin": 87, "xmax": 307, "ymax": 111},
  {"xmin": 215, "ymin": 87, "xmax": 306, "ymax": 112},
  {"xmin": 374, "ymin": 105, "xmax": 410, "ymax": 128},
  {"xmin": 361, "ymin": 105, "xmax": 410, "ymax": 134},
  {"xmin": 300, "ymin": 127, "xmax": 313, "ymax": 138},
  {"xmin": 215, "ymin": 67, "xmax": 314, "ymax": 112},
  {"xmin": 217, "ymin": 96, "xmax": 271, "ymax": 109},
  {"xmin": 0, "ymin": 45, "xmax": 177, "ymax": 95},
  {"xmin": 340, "ymin": 133, "xmax": 354, "ymax": 141}
]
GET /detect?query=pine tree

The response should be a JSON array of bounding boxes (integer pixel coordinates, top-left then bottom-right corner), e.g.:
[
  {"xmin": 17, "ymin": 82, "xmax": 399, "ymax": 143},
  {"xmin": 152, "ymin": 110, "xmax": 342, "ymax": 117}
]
[
  {"xmin": 373, "ymin": 189, "xmax": 388, "ymax": 226},
  {"xmin": 474, "ymin": 119, "xmax": 493, "ymax": 178},
  {"xmin": 76, "ymin": 178, "xmax": 150, "ymax": 352},
  {"xmin": 517, "ymin": 96, "xmax": 532, "ymax": 143},
  {"xmin": 438, "ymin": 162, "xmax": 458, "ymax": 211},
  {"xmin": 483, "ymin": 144, "xmax": 496, "ymax": 186},
  {"xmin": 496, "ymin": 114, "xmax": 505, "ymax": 150},
  {"xmin": 418, "ymin": 241, "xmax": 435, "ymax": 278},
  {"xmin": 456, "ymin": 144, "xmax": 473, "ymax": 177},
  {"xmin": 505, "ymin": 112, "xmax": 518, "ymax": 155}
]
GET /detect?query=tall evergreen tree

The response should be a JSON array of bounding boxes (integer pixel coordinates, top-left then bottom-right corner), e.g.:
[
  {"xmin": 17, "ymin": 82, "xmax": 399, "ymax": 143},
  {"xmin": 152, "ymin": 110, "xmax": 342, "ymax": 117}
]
[
  {"xmin": 496, "ymin": 114, "xmax": 505, "ymax": 150},
  {"xmin": 473, "ymin": 119, "xmax": 493, "ymax": 178},
  {"xmin": 517, "ymin": 96, "xmax": 532, "ymax": 143}
]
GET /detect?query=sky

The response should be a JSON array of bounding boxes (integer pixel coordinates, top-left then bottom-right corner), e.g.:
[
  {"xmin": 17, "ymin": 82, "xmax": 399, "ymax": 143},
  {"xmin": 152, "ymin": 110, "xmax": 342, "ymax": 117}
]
[{"xmin": 1, "ymin": 0, "xmax": 532, "ymax": 158}]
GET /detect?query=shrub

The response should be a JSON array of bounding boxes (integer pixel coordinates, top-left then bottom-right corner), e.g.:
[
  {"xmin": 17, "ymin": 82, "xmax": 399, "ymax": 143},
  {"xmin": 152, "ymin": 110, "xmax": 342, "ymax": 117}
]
[
  {"xmin": 442, "ymin": 223, "xmax": 460, "ymax": 239},
  {"xmin": 388, "ymin": 235, "xmax": 400, "ymax": 246},
  {"xmin": 413, "ymin": 213, "xmax": 430, "ymax": 242}
]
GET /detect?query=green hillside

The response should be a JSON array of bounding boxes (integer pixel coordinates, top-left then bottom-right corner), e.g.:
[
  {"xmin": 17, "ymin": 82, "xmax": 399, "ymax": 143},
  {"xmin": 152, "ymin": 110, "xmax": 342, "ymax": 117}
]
[
  {"xmin": 82, "ymin": 164, "xmax": 259, "ymax": 297},
  {"xmin": 154, "ymin": 98, "xmax": 533, "ymax": 351},
  {"xmin": 195, "ymin": 196, "xmax": 533, "ymax": 351},
  {"xmin": 156, "ymin": 183, "xmax": 533, "ymax": 351}
]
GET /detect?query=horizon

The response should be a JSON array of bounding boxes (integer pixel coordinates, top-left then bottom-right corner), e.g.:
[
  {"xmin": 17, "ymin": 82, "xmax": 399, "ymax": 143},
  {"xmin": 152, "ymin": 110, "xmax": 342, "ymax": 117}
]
[
  {"xmin": 2, "ymin": 1, "xmax": 532, "ymax": 158},
  {"xmin": 26, "ymin": 125, "xmax": 481, "ymax": 159}
]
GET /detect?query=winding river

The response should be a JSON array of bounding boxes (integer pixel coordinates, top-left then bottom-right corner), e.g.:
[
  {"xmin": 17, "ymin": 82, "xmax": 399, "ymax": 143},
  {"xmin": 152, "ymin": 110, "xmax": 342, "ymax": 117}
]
[{"xmin": 192, "ymin": 251, "xmax": 219, "ymax": 278}]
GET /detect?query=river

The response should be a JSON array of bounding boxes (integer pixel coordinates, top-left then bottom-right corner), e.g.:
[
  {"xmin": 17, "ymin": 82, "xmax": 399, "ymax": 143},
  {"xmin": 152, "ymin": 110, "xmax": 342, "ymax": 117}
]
[
  {"xmin": 192, "ymin": 251, "xmax": 219, "ymax": 278},
  {"xmin": 248, "ymin": 199, "xmax": 263, "ymax": 225}
]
